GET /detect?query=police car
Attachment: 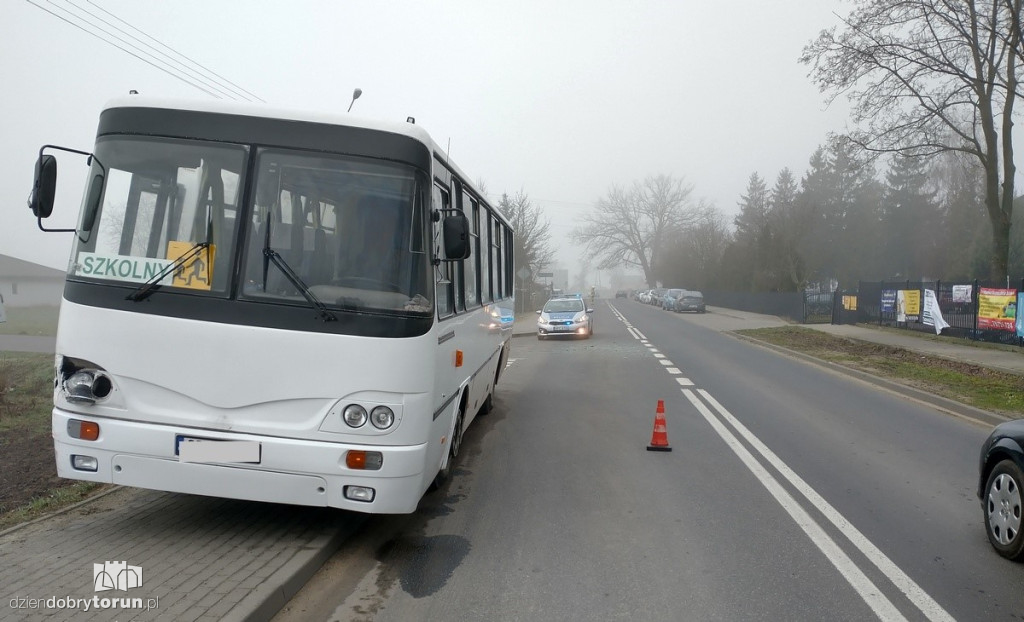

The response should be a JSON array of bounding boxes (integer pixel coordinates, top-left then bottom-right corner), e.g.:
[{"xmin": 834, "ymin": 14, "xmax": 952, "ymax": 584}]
[{"xmin": 536, "ymin": 295, "xmax": 594, "ymax": 339}]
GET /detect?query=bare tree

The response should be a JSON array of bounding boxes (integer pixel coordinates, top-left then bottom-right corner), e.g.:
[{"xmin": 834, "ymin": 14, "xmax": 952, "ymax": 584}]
[
  {"xmin": 497, "ymin": 189, "xmax": 554, "ymax": 284},
  {"xmin": 572, "ymin": 175, "xmax": 699, "ymax": 286},
  {"xmin": 660, "ymin": 204, "xmax": 731, "ymax": 290},
  {"xmin": 801, "ymin": 0, "xmax": 1022, "ymax": 279}
]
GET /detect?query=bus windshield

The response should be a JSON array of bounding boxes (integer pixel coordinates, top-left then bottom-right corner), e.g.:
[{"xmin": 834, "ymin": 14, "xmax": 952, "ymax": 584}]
[
  {"xmin": 240, "ymin": 149, "xmax": 432, "ymax": 315},
  {"xmin": 70, "ymin": 136, "xmax": 247, "ymax": 295},
  {"xmin": 68, "ymin": 137, "xmax": 433, "ymax": 316}
]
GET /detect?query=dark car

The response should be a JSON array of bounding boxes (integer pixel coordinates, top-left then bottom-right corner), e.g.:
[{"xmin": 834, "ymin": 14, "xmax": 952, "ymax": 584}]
[
  {"xmin": 978, "ymin": 419, "xmax": 1024, "ymax": 560},
  {"xmin": 615, "ymin": 290, "xmax": 628, "ymax": 298},
  {"xmin": 676, "ymin": 290, "xmax": 706, "ymax": 313}
]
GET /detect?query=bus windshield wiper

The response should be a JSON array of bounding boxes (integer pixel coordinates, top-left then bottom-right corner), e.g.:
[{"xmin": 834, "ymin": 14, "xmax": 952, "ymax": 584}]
[
  {"xmin": 126, "ymin": 242, "xmax": 210, "ymax": 302},
  {"xmin": 262, "ymin": 248, "xmax": 337, "ymax": 322}
]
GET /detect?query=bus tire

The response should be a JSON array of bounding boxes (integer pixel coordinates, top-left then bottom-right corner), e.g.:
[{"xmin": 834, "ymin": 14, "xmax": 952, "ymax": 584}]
[{"xmin": 431, "ymin": 402, "xmax": 465, "ymax": 490}]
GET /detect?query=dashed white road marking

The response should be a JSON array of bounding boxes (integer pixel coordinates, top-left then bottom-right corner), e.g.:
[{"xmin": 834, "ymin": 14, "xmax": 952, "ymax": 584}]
[{"xmin": 608, "ymin": 300, "xmax": 952, "ymax": 622}]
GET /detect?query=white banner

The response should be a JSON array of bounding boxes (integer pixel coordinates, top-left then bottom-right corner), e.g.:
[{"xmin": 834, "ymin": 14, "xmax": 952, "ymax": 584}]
[
  {"xmin": 952, "ymin": 284, "xmax": 972, "ymax": 303},
  {"xmin": 922, "ymin": 289, "xmax": 950, "ymax": 335}
]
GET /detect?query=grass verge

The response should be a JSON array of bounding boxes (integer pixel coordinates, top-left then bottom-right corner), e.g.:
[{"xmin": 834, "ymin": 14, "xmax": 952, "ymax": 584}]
[
  {"xmin": 0, "ymin": 482, "xmax": 108, "ymax": 532},
  {"xmin": 0, "ymin": 351, "xmax": 108, "ymax": 530},
  {"xmin": 737, "ymin": 326, "xmax": 1024, "ymax": 416}
]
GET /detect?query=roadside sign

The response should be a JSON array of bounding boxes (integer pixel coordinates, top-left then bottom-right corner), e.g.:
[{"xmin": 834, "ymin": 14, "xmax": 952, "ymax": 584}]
[
  {"xmin": 517, "ymin": 268, "xmax": 531, "ymax": 279},
  {"xmin": 538, "ymin": 271, "xmax": 553, "ymax": 277}
]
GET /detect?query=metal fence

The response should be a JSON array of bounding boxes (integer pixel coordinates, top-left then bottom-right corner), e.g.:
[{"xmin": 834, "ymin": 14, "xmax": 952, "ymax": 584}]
[
  {"xmin": 847, "ymin": 279, "xmax": 1024, "ymax": 346},
  {"xmin": 706, "ymin": 281, "xmax": 1024, "ymax": 347},
  {"xmin": 703, "ymin": 290, "xmax": 806, "ymax": 323}
]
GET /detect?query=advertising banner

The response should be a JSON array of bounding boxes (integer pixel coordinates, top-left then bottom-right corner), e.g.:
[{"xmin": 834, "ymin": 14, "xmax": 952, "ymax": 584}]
[
  {"xmin": 922, "ymin": 289, "xmax": 949, "ymax": 335},
  {"xmin": 881, "ymin": 290, "xmax": 896, "ymax": 314},
  {"xmin": 897, "ymin": 290, "xmax": 920, "ymax": 323},
  {"xmin": 952, "ymin": 284, "xmax": 972, "ymax": 304},
  {"xmin": 1017, "ymin": 292, "xmax": 1024, "ymax": 338},
  {"xmin": 978, "ymin": 287, "xmax": 1017, "ymax": 332}
]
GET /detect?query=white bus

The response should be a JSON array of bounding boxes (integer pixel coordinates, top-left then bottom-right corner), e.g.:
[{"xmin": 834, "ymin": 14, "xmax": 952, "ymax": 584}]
[{"xmin": 28, "ymin": 96, "xmax": 515, "ymax": 514}]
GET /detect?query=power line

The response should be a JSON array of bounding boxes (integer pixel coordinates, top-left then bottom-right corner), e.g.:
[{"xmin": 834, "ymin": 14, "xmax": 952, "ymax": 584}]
[
  {"xmin": 66, "ymin": 0, "xmax": 250, "ymax": 101},
  {"xmin": 25, "ymin": 0, "xmax": 262, "ymax": 102},
  {"xmin": 82, "ymin": 0, "xmax": 263, "ymax": 102},
  {"xmin": 27, "ymin": 0, "xmax": 222, "ymax": 97}
]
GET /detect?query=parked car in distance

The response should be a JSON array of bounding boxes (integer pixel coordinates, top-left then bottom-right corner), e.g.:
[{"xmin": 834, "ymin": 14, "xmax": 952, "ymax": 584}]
[
  {"xmin": 662, "ymin": 289, "xmax": 685, "ymax": 310},
  {"xmin": 649, "ymin": 288, "xmax": 668, "ymax": 306},
  {"xmin": 536, "ymin": 296, "xmax": 594, "ymax": 339},
  {"xmin": 675, "ymin": 290, "xmax": 706, "ymax": 313},
  {"xmin": 615, "ymin": 290, "xmax": 628, "ymax": 298},
  {"xmin": 978, "ymin": 419, "xmax": 1024, "ymax": 560}
]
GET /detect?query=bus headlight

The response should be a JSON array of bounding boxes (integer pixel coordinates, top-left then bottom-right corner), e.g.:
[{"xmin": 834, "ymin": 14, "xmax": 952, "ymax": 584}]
[
  {"xmin": 370, "ymin": 406, "xmax": 395, "ymax": 430},
  {"xmin": 63, "ymin": 370, "xmax": 113, "ymax": 404},
  {"xmin": 342, "ymin": 404, "xmax": 368, "ymax": 428}
]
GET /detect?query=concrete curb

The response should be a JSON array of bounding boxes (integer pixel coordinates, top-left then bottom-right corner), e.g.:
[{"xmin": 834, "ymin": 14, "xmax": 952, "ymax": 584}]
[{"xmin": 226, "ymin": 516, "xmax": 367, "ymax": 622}]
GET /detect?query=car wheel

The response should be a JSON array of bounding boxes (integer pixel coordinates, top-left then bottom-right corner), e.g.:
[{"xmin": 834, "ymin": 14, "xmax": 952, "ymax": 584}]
[{"xmin": 984, "ymin": 459, "xmax": 1024, "ymax": 560}]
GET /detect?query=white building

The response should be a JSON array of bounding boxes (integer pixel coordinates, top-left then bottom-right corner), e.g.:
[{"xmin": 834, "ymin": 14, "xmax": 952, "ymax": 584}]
[{"xmin": 0, "ymin": 254, "xmax": 64, "ymax": 307}]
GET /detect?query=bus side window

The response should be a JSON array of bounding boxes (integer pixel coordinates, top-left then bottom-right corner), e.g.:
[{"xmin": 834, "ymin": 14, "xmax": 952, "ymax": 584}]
[
  {"xmin": 479, "ymin": 207, "xmax": 491, "ymax": 303},
  {"xmin": 433, "ymin": 183, "xmax": 453, "ymax": 317},
  {"xmin": 463, "ymin": 191, "xmax": 478, "ymax": 308}
]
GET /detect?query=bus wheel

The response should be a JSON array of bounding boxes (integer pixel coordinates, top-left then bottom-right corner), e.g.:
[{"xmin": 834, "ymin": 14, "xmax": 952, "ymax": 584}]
[{"xmin": 432, "ymin": 405, "xmax": 464, "ymax": 490}]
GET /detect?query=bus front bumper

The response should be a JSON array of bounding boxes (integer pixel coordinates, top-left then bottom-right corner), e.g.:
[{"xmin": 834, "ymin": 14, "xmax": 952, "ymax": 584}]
[{"xmin": 52, "ymin": 409, "xmax": 432, "ymax": 514}]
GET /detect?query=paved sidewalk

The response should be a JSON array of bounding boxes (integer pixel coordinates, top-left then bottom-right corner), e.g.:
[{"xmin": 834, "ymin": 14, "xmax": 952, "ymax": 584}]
[
  {"xmin": 1, "ymin": 487, "xmax": 363, "ymax": 622},
  {"xmin": 807, "ymin": 322, "xmax": 1024, "ymax": 375}
]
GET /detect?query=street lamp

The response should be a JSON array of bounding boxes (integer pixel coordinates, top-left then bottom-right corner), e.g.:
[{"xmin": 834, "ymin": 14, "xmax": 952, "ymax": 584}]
[{"xmin": 347, "ymin": 88, "xmax": 362, "ymax": 113}]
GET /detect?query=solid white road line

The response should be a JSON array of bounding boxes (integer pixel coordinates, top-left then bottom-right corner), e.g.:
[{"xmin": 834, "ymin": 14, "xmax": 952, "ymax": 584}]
[
  {"xmin": 682, "ymin": 389, "xmax": 908, "ymax": 621},
  {"xmin": 694, "ymin": 389, "xmax": 954, "ymax": 622}
]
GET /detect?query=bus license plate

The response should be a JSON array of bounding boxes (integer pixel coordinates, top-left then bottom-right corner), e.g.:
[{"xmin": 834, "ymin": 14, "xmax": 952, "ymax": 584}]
[{"xmin": 176, "ymin": 435, "xmax": 261, "ymax": 464}]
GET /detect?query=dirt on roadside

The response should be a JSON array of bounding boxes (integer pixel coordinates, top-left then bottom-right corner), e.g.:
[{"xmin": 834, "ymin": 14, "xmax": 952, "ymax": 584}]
[{"xmin": 0, "ymin": 429, "xmax": 64, "ymax": 515}]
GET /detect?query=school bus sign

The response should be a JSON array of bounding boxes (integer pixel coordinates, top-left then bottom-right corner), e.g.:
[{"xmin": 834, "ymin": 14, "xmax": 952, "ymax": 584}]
[
  {"xmin": 73, "ymin": 242, "xmax": 214, "ymax": 291},
  {"xmin": 166, "ymin": 241, "xmax": 214, "ymax": 291}
]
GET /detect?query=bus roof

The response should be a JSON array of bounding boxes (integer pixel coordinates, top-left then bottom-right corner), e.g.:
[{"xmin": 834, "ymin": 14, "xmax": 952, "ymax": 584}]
[
  {"xmin": 103, "ymin": 94, "xmax": 437, "ymax": 145},
  {"xmin": 99, "ymin": 94, "xmax": 510, "ymax": 226}
]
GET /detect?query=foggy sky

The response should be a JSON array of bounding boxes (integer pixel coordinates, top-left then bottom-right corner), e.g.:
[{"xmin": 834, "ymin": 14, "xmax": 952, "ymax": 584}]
[{"xmin": 1, "ymin": 0, "xmax": 848, "ymax": 272}]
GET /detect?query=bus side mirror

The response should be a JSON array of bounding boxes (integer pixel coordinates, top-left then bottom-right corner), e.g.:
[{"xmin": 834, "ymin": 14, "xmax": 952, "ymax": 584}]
[
  {"xmin": 442, "ymin": 213, "xmax": 471, "ymax": 260},
  {"xmin": 29, "ymin": 154, "xmax": 57, "ymax": 219}
]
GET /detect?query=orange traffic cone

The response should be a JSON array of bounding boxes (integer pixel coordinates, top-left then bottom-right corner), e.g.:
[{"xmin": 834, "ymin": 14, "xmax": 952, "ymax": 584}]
[{"xmin": 646, "ymin": 400, "xmax": 672, "ymax": 452}]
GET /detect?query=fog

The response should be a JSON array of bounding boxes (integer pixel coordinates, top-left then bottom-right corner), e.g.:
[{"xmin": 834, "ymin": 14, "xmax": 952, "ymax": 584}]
[{"xmin": 1, "ymin": 0, "xmax": 847, "ymax": 273}]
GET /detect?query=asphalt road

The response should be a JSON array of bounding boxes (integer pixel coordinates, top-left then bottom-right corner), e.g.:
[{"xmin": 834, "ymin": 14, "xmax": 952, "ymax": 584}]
[{"xmin": 272, "ymin": 301, "xmax": 1024, "ymax": 621}]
